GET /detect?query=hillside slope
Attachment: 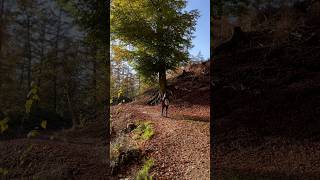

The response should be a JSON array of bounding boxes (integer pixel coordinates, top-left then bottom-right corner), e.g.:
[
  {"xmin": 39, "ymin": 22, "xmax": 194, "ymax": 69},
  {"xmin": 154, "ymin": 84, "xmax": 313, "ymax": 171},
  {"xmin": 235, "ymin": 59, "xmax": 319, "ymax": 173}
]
[
  {"xmin": 111, "ymin": 62, "xmax": 210, "ymax": 179},
  {"xmin": 213, "ymin": 20, "xmax": 320, "ymax": 178},
  {"xmin": 137, "ymin": 61, "xmax": 210, "ymax": 106}
]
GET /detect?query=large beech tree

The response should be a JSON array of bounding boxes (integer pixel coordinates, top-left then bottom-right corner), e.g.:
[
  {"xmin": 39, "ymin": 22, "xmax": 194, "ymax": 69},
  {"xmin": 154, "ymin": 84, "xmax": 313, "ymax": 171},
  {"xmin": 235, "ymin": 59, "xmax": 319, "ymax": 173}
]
[{"xmin": 111, "ymin": 0, "xmax": 199, "ymax": 94}]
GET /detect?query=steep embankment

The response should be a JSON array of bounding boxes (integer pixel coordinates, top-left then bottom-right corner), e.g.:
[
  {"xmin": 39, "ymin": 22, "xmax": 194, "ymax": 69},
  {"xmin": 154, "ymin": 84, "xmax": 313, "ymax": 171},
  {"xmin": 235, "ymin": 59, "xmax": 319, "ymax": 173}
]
[{"xmin": 213, "ymin": 22, "xmax": 320, "ymax": 178}]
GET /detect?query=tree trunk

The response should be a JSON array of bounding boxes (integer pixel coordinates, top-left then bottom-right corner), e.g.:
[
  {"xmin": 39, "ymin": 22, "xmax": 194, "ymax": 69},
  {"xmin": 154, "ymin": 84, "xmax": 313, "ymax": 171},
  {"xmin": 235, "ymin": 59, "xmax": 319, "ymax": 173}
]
[
  {"xmin": 92, "ymin": 55, "xmax": 97, "ymax": 120},
  {"xmin": 26, "ymin": 15, "xmax": 32, "ymax": 91},
  {"xmin": 53, "ymin": 9, "xmax": 62, "ymax": 112},
  {"xmin": 38, "ymin": 23, "xmax": 46, "ymax": 88},
  {"xmin": 65, "ymin": 86, "xmax": 77, "ymax": 130},
  {"xmin": 214, "ymin": 26, "xmax": 245, "ymax": 55},
  {"xmin": 0, "ymin": 0, "xmax": 4, "ymax": 89},
  {"xmin": 158, "ymin": 67, "xmax": 166, "ymax": 95},
  {"xmin": 0, "ymin": 0, "xmax": 3, "ymax": 53}
]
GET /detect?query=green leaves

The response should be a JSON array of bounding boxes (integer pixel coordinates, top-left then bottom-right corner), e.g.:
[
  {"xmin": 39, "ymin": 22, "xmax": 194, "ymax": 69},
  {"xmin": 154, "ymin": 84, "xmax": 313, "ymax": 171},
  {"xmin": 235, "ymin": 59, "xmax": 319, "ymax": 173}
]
[
  {"xmin": 25, "ymin": 99, "xmax": 33, "ymax": 114},
  {"xmin": 117, "ymin": 89, "xmax": 123, "ymax": 99},
  {"xmin": 0, "ymin": 117, "xmax": 9, "ymax": 134},
  {"xmin": 25, "ymin": 83, "xmax": 39, "ymax": 114},
  {"xmin": 40, "ymin": 120, "xmax": 47, "ymax": 129},
  {"xmin": 132, "ymin": 121, "xmax": 154, "ymax": 141},
  {"xmin": 59, "ymin": 0, "xmax": 109, "ymax": 47},
  {"xmin": 111, "ymin": 0, "xmax": 199, "ymax": 82}
]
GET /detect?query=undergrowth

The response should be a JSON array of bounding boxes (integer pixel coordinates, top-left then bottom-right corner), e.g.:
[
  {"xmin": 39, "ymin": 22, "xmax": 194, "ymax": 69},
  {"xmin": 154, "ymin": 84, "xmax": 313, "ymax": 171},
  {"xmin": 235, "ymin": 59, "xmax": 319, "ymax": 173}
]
[
  {"xmin": 132, "ymin": 121, "xmax": 154, "ymax": 140},
  {"xmin": 0, "ymin": 168, "xmax": 9, "ymax": 177},
  {"xmin": 110, "ymin": 135, "xmax": 141, "ymax": 175},
  {"xmin": 135, "ymin": 158, "xmax": 154, "ymax": 180}
]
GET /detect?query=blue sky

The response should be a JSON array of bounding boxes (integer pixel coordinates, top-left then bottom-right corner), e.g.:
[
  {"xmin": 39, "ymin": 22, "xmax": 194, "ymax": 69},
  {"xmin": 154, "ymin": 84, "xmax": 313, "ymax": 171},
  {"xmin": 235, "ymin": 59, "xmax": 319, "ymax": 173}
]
[{"xmin": 185, "ymin": 0, "xmax": 210, "ymax": 60}]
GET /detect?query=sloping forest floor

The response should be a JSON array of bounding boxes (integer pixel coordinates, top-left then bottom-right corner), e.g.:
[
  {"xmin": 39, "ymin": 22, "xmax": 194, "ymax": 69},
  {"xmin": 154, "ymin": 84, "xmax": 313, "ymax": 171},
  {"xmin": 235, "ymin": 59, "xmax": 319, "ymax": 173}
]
[
  {"xmin": 110, "ymin": 62, "xmax": 210, "ymax": 179},
  {"xmin": 213, "ymin": 16, "xmax": 320, "ymax": 179},
  {"xmin": 0, "ymin": 61, "xmax": 210, "ymax": 180},
  {"xmin": 0, "ymin": 119, "xmax": 108, "ymax": 179}
]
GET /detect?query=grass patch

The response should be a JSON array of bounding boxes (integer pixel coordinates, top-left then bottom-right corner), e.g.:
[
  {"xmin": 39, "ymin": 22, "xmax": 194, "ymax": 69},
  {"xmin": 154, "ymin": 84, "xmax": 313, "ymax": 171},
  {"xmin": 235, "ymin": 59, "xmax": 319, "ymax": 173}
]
[
  {"xmin": 135, "ymin": 158, "xmax": 154, "ymax": 180},
  {"xmin": 132, "ymin": 121, "xmax": 154, "ymax": 140}
]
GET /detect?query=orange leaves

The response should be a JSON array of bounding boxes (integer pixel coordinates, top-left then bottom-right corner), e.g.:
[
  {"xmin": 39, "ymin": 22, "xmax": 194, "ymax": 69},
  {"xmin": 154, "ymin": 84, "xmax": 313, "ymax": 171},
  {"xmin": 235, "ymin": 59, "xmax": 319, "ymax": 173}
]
[{"xmin": 111, "ymin": 45, "xmax": 132, "ymax": 62}]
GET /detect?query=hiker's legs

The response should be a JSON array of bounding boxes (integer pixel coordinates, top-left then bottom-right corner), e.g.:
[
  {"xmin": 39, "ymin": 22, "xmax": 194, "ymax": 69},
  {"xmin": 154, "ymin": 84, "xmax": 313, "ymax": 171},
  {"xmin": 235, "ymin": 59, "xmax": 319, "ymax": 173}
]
[
  {"xmin": 165, "ymin": 106, "xmax": 168, "ymax": 117},
  {"xmin": 161, "ymin": 106, "xmax": 164, "ymax": 116}
]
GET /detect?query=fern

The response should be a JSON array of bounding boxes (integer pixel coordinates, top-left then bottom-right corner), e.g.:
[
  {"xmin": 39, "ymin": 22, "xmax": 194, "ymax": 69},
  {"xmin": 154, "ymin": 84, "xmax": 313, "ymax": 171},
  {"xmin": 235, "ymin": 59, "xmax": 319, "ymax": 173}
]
[
  {"xmin": 136, "ymin": 158, "xmax": 154, "ymax": 180},
  {"xmin": 133, "ymin": 121, "xmax": 154, "ymax": 140}
]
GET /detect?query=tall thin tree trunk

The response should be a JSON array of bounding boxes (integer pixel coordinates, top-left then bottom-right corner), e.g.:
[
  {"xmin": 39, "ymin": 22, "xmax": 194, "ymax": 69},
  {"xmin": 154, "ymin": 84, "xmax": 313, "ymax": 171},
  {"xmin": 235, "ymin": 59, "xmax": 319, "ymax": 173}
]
[
  {"xmin": 0, "ymin": 0, "xmax": 4, "ymax": 89},
  {"xmin": 19, "ymin": 63, "xmax": 25, "ymax": 90},
  {"xmin": 38, "ymin": 23, "xmax": 46, "ymax": 88},
  {"xmin": 26, "ymin": 15, "xmax": 32, "ymax": 91},
  {"xmin": 0, "ymin": 0, "xmax": 3, "ymax": 53},
  {"xmin": 65, "ymin": 86, "xmax": 77, "ymax": 130},
  {"xmin": 53, "ymin": 9, "xmax": 62, "ymax": 112},
  {"xmin": 93, "ymin": 55, "xmax": 97, "ymax": 120},
  {"xmin": 158, "ymin": 66, "xmax": 166, "ymax": 94}
]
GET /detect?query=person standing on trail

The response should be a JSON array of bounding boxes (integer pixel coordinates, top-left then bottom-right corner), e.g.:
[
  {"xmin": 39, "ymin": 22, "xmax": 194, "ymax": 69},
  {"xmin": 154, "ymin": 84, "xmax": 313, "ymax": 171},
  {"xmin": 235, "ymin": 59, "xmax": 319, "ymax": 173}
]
[{"xmin": 161, "ymin": 92, "xmax": 169, "ymax": 117}]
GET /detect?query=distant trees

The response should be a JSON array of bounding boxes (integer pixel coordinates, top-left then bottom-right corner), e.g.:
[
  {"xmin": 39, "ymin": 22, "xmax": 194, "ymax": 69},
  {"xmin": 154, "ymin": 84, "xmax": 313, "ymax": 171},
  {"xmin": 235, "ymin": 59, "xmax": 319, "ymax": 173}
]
[
  {"xmin": 0, "ymin": 0, "xmax": 106, "ymax": 131},
  {"xmin": 111, "ymin": 60, "xmax": 138, "ymax": 104},
  {"xmin": 191, "ymin": 51, "xmax": 205, "ymax": 62},
  {"xmin": 111, "ymin": 0, "xmax": 199, "ymax": 95},
  {"xmin": 58, "ymin": 0, "xmax": 109, "ymax": 121}
]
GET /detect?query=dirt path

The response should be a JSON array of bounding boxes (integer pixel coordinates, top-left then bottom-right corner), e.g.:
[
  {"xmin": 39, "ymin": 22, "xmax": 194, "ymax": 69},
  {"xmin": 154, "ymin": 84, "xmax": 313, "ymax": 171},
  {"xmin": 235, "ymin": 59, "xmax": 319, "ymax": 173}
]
[{"xmin": 134, "ymin": 104, "xmax": 210, "ymax": 179}]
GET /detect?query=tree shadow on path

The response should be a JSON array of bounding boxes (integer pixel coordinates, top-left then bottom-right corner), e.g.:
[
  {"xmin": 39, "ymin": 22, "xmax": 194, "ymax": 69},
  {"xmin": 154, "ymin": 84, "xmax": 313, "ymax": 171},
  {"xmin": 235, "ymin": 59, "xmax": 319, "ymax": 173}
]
[{"xmin": 170, "ymin": 114, "xmax": 209, "ymax": 123}]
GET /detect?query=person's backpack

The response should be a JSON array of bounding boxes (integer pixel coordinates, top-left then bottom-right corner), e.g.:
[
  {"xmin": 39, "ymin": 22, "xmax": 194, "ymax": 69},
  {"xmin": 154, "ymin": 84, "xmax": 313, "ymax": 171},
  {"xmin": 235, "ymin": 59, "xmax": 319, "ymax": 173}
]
[{"xmin": 164, "ymin": 98, "xmax": 169, "ymax": 106}]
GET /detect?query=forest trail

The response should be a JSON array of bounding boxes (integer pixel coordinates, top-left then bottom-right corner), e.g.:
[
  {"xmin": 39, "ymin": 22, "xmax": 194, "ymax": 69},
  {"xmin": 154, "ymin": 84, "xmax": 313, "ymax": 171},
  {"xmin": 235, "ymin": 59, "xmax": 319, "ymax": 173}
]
[{"xmin": 134, "ymin": 104, "xmax": 210, "ymax": 179}]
